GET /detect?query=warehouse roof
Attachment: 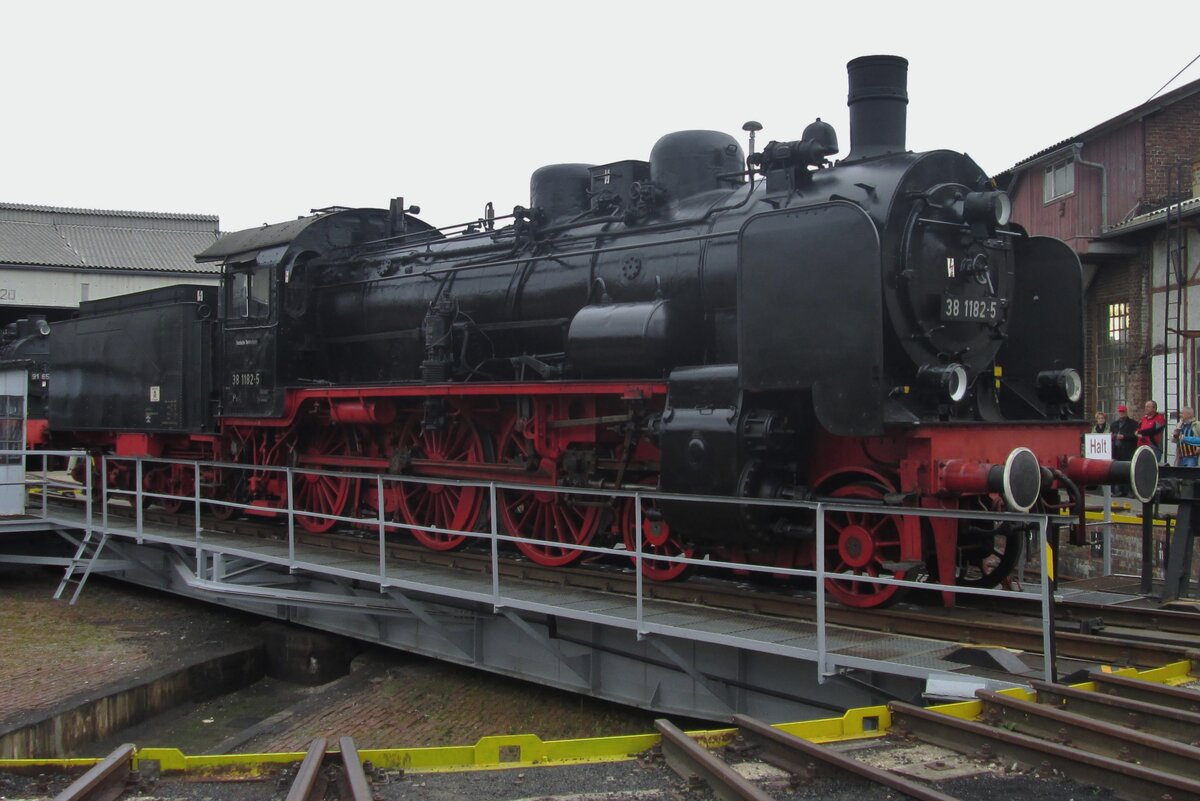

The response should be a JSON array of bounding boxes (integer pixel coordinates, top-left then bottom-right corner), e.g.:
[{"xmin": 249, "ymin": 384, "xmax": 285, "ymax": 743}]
[{"xmin": 0, "ymin": 202, "xmax": 222, "ymax": 273}]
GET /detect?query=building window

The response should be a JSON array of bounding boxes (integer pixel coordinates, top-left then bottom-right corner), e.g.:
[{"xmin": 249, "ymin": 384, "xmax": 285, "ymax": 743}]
[
  {"xmin": 1043, "ymin": 159, "xmax": 1075, "ymax": 202},
  {"xmin": 1097, "ymin": 302, "xmax": 1129, "ymax": 413},
  {"xmin": 0, "ymin": 395, "xmax": 23, "ymax": 466}
]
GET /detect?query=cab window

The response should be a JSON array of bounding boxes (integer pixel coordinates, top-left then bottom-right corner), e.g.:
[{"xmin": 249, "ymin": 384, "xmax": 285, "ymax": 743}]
[{"xmin": 229, "ymin": 263, "xmax": 273, "ymax": 323}]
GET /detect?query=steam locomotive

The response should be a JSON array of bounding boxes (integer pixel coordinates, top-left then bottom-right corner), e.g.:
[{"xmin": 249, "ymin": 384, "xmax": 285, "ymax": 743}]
[{"xmin": 14, "ymin": 55, "xmax": 1158, "ymax": 608}]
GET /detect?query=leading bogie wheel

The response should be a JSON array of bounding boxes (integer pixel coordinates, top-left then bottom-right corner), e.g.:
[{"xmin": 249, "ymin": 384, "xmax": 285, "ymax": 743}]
[
  {"xmin": 619, "ymin": 493, "xmax": 693, "ymax": 581},
  {"xmin": 821, "ymin": 481, "xmax": 920, "ymax": 608}
]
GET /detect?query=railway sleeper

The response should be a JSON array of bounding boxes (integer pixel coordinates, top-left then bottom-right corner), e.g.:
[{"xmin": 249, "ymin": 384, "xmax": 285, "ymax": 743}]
[{"xmin": 888, "ymin": 700, "xmax": 1200, "ymax": 801}]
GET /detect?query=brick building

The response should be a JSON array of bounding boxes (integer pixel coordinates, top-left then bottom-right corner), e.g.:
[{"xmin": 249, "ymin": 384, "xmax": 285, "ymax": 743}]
[{"xmin": 994, "ymin": 78, "xmax": 1200, "ymax": 461}]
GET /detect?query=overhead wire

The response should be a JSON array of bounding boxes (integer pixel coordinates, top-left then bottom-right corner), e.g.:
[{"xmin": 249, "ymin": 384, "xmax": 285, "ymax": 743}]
[{"xmin": 1145, "ymin": 52, "xmax": 1200, "ymax": 104}]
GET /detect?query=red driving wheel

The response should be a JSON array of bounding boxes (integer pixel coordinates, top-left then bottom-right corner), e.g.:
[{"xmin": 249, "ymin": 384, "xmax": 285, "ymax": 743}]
[
  {"xmin": 292, "ymin": 427, "xmax": 357, "ymax": 534},
  {"xmin": 821, "ymin": 482, "xmax": 919, "ymax": 608},
  {"xmin": 496, "ymin": 414, "xmax": 600, "ymax": 567},
  {"xmin": 394, "ymin": 410, "xmax": 487, "ymax": 551}
]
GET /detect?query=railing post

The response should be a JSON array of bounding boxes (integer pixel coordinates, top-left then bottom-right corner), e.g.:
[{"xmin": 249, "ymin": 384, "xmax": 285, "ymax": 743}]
[
  {"xmin": 1039, "ymin": 517, "xmax": 1058, "ymax": 683},
  {"xmin": 193, "ymin": 461, "xmax": 202, "ymax": 542},
  {"xmin": 286, "ymin": 466, "xmax": 296, "ymax": 567},
  {"xmin": 135, "ymin": 457, "xmax": 143, "ymax": 538},
  {"xmin": 377, "ymin": 475, "xmax": 386, "ymax": 583},
  {"xmin": 1102, "ymin": 484, "xmax": 1113, "ymax": 576},
  {"xmin": 40, "ymin": 452, "xmax": 48, "ymax": 517},
  {"xmin": 101, "ymin": 454, "xmax": 109, "ymax": 532},
  {"xmin": 489, "ymin": 482, "xmax": 500, "ymax": 607},
  {"xmin": 816, "ymin": 501, "xmax": 828, "ymax": 683},
  {"xmin": 634, "ymin": 491, "xmax": 644, "ymax": 637},
  {"xmin": 84, "ymin": 452, "xmax": 93, "ymax": 538}
]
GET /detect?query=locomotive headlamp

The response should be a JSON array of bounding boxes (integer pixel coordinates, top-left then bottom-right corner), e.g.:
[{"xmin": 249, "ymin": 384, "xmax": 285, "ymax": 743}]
[
  {"xmin": 918, "ymin": 363, "xmax": 968, "ymax": 403},
  {"xmin": 1036, "ymin": 368, "xmax": 1083, "ymax": 404},
  {"xmin": 958, "ymin": 191, "xmax": 1012, "ymax": 228}
]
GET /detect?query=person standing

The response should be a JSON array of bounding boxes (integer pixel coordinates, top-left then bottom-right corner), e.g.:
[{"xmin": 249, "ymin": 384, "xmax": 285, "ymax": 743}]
[
  {"xmin": 1093, "ymin": 410, "xmax": 1108, "ymax": 433},
  {"xmin": 1173, "ymin": 406, "xmax": 1199, "ymax": 466},
  {"xmin": 1137, "ymin": 400, "xmax": 1167, "ymax": 463},
  {"xmin": 1111, "ymin": 405, "xmax": 1138, "ymax": 460},
  {"xmin": 1110, "ymin": 404, "xmax": 1138, "ymax": 495}
]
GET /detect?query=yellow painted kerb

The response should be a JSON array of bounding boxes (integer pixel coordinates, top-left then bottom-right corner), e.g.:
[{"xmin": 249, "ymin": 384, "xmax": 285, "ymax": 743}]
[{"xmin": 0, "ymin": 660, "xmax": 1191, "ymax": 776}]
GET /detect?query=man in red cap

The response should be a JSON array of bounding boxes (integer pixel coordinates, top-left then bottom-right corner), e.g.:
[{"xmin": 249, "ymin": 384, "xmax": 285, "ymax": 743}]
[{"xmin": 1111, "ymin": 405, "xmax": 1138, "ymax": 494}]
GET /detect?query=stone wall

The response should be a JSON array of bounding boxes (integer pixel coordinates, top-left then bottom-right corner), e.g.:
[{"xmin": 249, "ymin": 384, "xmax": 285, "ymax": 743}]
[{"xmin": 1055, "ymin": 521, "xmax": 1200, "ymax": 582}]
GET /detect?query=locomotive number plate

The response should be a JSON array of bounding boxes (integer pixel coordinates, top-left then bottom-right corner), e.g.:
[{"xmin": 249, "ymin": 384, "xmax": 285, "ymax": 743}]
[{"xmin": 941, "ymin": 294, "xmax": 1001, "ymax": 322}]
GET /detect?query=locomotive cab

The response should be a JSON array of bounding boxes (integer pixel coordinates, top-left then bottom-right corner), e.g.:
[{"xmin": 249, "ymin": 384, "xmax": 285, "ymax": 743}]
[
  {"xmin": 220, "ymin": 249, "xmax": 282, "ymax": 417},
  {"xmin": 197, "ymin": 208, "xmax": 410, "ymax": 417}
]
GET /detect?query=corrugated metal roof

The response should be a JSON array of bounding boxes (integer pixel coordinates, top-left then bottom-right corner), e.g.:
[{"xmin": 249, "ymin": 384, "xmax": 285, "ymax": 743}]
[
  {"xmin": 0, "ymin": 202, "xmax": 217, "ymax": 223},
  {"xmin": 60, "ymin": 224, "xmax": 219, "ymax": 271},
  {"xmin": 0, "ymin": 205, "xmax": 221, "ymax": 273},
  {"xmin": 0, "ymin": 221, "xmax": 81, "ymax": 266},
  {"xmin": 1101, "ymin": 195, "xmax": 1200, "ymax": 238}
]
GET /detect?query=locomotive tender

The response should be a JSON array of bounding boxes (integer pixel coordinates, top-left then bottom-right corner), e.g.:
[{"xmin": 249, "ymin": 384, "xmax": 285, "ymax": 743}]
[{"xmin": 26, "ymin": 55, "xmax": 1158, "ymax": 608}]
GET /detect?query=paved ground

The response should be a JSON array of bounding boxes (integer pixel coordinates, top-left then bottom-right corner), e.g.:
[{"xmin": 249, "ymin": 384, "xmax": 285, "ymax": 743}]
[
  {"xmin": 0, "ymin": 566, "xmax": 260, "ymax": 732},
  {"xmin": 0, "ymin": 566, "xmax": 661, "ymax": 755},
  {"xmin": 233, "ymin": 649, "xmax": 661, "ymax": 753}
]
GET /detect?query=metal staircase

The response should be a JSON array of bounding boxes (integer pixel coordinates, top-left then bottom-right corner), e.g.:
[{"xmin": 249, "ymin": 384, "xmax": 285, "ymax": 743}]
[{"xmin": 54, "ymin": 529, "xmax": 110, "ymax": 604}]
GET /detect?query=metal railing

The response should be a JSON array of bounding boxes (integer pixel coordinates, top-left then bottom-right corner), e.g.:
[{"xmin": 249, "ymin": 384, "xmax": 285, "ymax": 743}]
[
  {"xmin": 13, "ymin": 450, "xmax": 1059, "ymax": 683},
  {"xmin": 11, "ymin": 449, "xmax": 92, "ymax": 521}
]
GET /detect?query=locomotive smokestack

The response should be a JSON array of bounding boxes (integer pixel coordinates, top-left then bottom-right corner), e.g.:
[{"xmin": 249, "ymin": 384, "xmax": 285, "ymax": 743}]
[{"xmin": 845, "ymin": 55, "xmax": 908, "ymax": 162}]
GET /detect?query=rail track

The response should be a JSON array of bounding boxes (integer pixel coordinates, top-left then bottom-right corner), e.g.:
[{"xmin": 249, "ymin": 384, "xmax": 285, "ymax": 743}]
[
  {"xmin": 655, "ymin": 670, "xmax": 1200, "ymax": 801},
  {"xmin": 18, "ymin": 630, "xmax": 1199, "ymax": 801},
  {"xmin": 40, "ymin": 670, "xmax": 1200, "ymax": 801},
  {"xmin": 49, "ymin": 496, "xmax": 1200, "ymax": 670},
  {"xmin": 50, "ymin": 736, "xmax": 373, "ymax": 801}
]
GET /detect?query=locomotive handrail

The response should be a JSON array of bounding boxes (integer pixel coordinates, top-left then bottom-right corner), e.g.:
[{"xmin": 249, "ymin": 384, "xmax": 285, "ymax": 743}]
[
  {"xmin": 23, "ymin": 450, "xmax": 1059, "ymax": 685},
  {"xmin": 316, "ymin": 229, "xmax": 740, "ymax": 290}
]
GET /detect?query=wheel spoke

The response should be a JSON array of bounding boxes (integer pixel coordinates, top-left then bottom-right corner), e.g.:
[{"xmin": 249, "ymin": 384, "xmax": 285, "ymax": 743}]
[
  {"xmin": 819, "ymin": 481, "xmax": 914, "ymax": 608},
  {"xmin": 289, "ymin": 428, "xmax": 353, "ymax": 534},
  {"xmin": 395, "ymin": 409, "xmax": 483, "ymax": 551},
  {"xmin": 497, "ymin": 413, "xmax": 599, "ymax": 567}
]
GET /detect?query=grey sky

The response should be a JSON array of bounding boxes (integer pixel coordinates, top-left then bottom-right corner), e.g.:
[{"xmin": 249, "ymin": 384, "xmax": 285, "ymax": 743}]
[{"xmin": 6, "ymin": 0, "xmax": 1198, "ymax": 234}]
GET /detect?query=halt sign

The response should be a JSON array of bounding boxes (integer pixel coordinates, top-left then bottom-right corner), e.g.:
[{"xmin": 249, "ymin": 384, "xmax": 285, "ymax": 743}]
[{"xmin": 1085, "ymin": 433, "xmax": 1112, "ymax": 461}]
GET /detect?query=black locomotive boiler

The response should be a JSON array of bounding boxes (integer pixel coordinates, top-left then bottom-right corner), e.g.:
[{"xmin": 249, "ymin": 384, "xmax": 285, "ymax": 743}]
[{"xmin": 30, "ymin": 55, "xmax": 1157, "ymax": 608}]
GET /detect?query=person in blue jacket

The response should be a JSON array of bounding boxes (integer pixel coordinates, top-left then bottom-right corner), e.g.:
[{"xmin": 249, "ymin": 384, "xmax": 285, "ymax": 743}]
[{"xmin": 1176, "ymin": 405, "xmax": 1200, "ymax": 467}]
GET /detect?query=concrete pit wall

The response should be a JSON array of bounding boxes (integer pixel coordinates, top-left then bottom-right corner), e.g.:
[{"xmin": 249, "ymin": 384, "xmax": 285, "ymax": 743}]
[{"xmin": 0, "ymin": 645, "xmax": 265, "ymax": 759}]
